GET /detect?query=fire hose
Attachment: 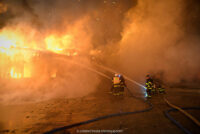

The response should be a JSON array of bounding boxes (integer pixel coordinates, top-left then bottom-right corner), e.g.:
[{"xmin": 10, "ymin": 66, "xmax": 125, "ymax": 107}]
[
  {"xmin": 44, "ymin": 60, "xmax": 200, "ymax": 134},
  {"xmin": 164, "ymin": 107, "xmax": 200, "ymax": 134},
  {"xmin": 94, "ymin": 64, "xmax": 200, "ymax": 134},
  {"xmin": 164, "ymin": 98, "xmax": 200, "ymax": 127},
  {"xmin": 44, "ymin": 63, "xmax": 153, "ymax": 134},
  {"xmin": 164, "ymin": 98, "xmax": 200, "ymax": 134},
  {"xmin": 44, "ymin": 93, "xmax": 152, "ymax": 134}
]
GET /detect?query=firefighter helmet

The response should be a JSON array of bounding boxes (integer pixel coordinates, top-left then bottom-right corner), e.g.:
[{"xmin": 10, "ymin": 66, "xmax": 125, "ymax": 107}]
[{"xmin": 146, "ymin": 74, "xmax": 150, "ymax": 79}]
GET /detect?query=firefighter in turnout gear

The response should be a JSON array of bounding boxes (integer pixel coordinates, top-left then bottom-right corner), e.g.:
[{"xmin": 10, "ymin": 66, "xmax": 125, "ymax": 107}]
[
  {"xmin": 157, "ymin": 83, "xmax": 165, "ymax": 94},
  {"xmin": 145, "ymin": 74, "xmax": 154, "ymax": 98},
  {"xmin": 152, "ymin": 73, "xmax": 166, "ymax": 94},
  {"xmin": 111, "ymin": 74, "xmax": 126, "ymax": 96},
  {"xmin": 145, "ymin": 74, "xmax": 166, "ymax": 98}
]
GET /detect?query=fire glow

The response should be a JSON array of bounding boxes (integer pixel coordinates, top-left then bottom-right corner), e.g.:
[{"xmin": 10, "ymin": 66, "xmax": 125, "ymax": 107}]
[{"xmin": 0, "ymin": 28, "xmax": 75, "ymax": 79}]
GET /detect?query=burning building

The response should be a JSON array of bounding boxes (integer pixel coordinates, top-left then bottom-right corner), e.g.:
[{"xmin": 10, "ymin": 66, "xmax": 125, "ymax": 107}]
[
  {"xmin": 0, "ymin": 0, "xmax": 199, "ymax": 100},
  {"xmin": 0, "ymin": 23, "xmax": 81, "ymax": 79}
]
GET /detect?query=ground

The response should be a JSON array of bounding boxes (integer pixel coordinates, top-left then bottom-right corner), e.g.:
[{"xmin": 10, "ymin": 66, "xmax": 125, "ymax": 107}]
[{"xmin": 0, "ymin": 67, "xmax": 200, "ymax": 134}]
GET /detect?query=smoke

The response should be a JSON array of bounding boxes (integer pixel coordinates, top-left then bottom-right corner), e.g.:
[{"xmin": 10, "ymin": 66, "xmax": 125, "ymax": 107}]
[
  {"xmin": 106, "ymin": 0, "xmax": 200, "ymax": 86},
  {"xmin": 0, "ymin": 57, "xmax": 101, "ymax": 104},
  {"xmin": 0, "ymin": 0, "xmax": 137, "ymax": 45},
  {"xmin": 1, "ymin": 0, "xmax": 200, "ymax": 104},
  {"xmin": 0, "ymin": 1, "xmax": 13, "ymax": 29},
  {"xmin": 0, "ymin": 0, "xmax": 139, "ymax": 104}
]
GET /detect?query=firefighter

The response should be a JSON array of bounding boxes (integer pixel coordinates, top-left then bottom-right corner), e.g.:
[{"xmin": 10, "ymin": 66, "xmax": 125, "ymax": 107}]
[
  {"xmin": 118, "ymin": 74, "xmax": 126, "ymax": 94},
  {"xmin": 145, "ymin": 74, "xmax": 153, "ymax": 98},
  {"xmin": 146, "ymin": 74, "xmax": 153, "ymax": 83},
  {"xmin": 152, "ymin": 73, "xmax": 165, "ymax": 94},
  {"xmin": 112, "ymin": 74, "xmax": 125, "ymax": 95},
  {"xmin": 157, "ymin": 84, "xmax": 165, "ymax": 94}
]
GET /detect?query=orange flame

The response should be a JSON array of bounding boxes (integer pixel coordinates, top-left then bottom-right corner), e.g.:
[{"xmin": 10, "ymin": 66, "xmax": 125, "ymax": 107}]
[
  {"xmin": 0, "ymin": 27, "xmax": 76, "ymax": 79},
  {"xmin": 45, "ymin": 34, "xmax": 73, "ymax": 54}
]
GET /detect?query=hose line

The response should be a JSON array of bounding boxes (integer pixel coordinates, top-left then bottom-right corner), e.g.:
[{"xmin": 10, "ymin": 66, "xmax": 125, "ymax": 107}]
[
  {"xmin": 44, "ymin": 87, "xmax": 152, "ymax": 134},
  {"xmin": 164, "ymin": 97, "xmax": 200, "ymax": 127},
  {"xmin": 164, "ymin": 107, "xmax": 200, "ymax": 134},
  {"xmin": 96, "ymin": 64, "xmax": 200, "ymax": 134},
  {"xmin": 44, "ymin": 62, "xmax": 200, "ymax": 134}
]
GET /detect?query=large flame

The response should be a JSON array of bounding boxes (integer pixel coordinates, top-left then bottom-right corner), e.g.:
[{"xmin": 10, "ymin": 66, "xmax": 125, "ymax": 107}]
[
  {"xmin": 0, "ymin": 29, "xmax": 33, "ymax": 78},
  {"xmin": 0, "ymin": 27, "xmax": 75, "ymax": 79},
  {"xmin": 45, "ymin": 34, "xmax": 73, "ymax": 54}
]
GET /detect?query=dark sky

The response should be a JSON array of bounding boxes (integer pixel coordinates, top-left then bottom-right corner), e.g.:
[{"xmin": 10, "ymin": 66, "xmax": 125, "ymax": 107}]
[{"xmin": 183, "ymin": 0, "xmax": 200, "ymax": 35}]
